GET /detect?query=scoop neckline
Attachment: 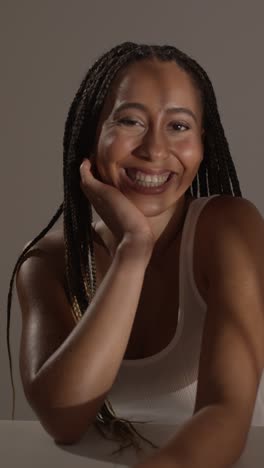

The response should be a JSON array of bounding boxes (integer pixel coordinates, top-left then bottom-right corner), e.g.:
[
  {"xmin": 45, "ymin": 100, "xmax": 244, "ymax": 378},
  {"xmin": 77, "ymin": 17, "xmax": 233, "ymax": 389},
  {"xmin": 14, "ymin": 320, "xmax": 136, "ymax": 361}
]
[
  {"xmin": 121, "ymin": 195, "xmax": 198, "ymax": 367},
  {"xmin": 121, "ymin": 195, "xmax": 220, "ymax": 367}
]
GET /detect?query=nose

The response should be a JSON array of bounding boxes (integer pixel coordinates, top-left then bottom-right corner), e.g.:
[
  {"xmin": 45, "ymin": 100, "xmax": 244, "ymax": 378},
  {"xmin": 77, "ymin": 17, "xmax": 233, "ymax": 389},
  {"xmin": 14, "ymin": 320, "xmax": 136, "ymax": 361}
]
[{"xmin": 138, "ymin": 124, "xmax": 169, "ymax": 162}]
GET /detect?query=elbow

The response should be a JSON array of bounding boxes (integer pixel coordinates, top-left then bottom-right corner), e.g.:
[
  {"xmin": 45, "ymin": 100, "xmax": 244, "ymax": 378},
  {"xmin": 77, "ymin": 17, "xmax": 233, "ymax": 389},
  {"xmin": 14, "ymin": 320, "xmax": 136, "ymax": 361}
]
[
  {"xmin": 24, "ymin": 377, "xmax": 108, "ymax": 444},
  {"xmin": 26, "ymin": 390, "xmax": 97, "ymax": 444},
  {"xmin": 38, "ymin": 406, "xmax": 94, "ymax": 445}
]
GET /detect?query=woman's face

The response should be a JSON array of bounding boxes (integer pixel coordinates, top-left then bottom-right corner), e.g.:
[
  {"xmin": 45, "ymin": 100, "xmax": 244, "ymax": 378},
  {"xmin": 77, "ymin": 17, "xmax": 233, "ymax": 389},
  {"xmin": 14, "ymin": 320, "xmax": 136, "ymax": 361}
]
[{"xmin": 91, "ymin": 58, "xmax": 204, "ymax": 216}]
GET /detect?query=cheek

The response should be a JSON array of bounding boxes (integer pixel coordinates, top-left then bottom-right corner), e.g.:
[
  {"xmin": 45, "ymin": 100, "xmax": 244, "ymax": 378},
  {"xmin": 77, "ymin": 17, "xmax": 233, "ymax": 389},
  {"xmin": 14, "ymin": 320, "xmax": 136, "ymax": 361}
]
[
  {"xmin": 95, "ymin": 129, "xmax": 133, "ymax": 182},
  {"xmin": 174, "ymin": 134, "xmax": 203, "ymax": 162},
  {"xmin": 97, "ymin": 130, "xmax": 115, "ymax": 155},
  {"xmin": 97, "ymin": 129, "xmax": 133, "ymax": 163}
]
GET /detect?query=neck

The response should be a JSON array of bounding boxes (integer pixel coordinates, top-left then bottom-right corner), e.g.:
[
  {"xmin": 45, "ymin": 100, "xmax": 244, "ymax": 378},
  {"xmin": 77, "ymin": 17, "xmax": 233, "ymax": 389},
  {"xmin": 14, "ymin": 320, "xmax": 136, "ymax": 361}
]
[{"xmin": 147, "ymin": 193, "xmax": 193, "ymax": 267}]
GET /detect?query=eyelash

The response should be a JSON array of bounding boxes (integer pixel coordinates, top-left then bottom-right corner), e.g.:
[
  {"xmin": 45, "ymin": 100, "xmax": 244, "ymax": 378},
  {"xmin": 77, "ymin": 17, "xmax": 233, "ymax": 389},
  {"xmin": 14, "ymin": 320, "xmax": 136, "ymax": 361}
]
[{"xmin": 117, "ymin": 118, "xmax": 190, "ymax": 132}]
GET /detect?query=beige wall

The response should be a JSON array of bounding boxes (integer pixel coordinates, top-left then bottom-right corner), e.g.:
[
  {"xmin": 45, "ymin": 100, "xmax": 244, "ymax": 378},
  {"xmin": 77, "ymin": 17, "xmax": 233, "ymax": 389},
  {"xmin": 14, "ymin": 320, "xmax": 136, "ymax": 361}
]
[{"xmin": 1, "ymin": 0, "xmax": 264, "ymax": 419}]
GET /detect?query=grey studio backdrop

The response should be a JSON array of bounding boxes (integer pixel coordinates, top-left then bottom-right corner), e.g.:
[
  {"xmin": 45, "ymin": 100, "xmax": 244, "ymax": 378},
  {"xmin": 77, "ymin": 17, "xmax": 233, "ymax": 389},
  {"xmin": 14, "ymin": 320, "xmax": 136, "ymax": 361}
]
[{"xmin": 1, "ymin": 1, "xmax": 263, "ymax": 420}]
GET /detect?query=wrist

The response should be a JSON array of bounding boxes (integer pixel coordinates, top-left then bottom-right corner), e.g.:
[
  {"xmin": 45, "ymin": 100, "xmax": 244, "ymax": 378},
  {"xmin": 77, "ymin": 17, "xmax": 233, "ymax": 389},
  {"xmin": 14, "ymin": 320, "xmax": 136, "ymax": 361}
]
[{"xmin": 117, "ymin": 235, "xmax": 154, "ymax": 265}]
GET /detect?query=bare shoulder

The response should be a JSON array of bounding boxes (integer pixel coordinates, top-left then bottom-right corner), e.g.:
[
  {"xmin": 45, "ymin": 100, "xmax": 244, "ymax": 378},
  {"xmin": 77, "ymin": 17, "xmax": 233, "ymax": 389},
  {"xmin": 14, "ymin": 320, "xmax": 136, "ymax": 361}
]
[
  {"xmin": 19, "ymin": 222, "xmax": 109, "ymax": 290},
  {"xmin": 203, "ymin": 194, "xmax": 264, "ymax": 233},
  {"xmin": 19, "ymin": 227, "xmax": 66, "ymax": 283},
  {"xmin": 200, "ymin": 194, "xmax": 264, "ymax": 282}
]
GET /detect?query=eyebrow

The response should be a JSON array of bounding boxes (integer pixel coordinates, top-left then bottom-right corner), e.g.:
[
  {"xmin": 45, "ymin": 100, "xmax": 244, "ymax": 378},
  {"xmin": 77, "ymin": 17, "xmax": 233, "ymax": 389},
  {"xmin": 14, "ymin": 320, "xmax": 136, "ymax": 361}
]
[{"xmin": 112, "ymin": 102, "xmax": 198, "ymax": 123}]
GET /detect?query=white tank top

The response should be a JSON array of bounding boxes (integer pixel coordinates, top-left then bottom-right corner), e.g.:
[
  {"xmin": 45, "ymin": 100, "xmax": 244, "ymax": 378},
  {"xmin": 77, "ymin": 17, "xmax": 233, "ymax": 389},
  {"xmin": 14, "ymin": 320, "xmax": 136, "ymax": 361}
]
[{"xmin": 107, "ymin": 195, "xmax": 264, "ymax": 426}]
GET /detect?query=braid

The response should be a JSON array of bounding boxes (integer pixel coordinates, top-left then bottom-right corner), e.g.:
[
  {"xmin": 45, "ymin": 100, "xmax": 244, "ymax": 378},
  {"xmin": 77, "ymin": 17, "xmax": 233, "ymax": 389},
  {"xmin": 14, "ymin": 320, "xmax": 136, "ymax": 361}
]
[{"xmin": 6, "ymin": 41, "xmax": 242, "ymax": 456}]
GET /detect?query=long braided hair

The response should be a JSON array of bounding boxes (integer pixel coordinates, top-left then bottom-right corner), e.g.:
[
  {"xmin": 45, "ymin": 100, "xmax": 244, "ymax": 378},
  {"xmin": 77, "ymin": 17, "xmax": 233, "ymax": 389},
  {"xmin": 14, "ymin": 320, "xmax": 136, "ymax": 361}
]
[{"xmin": 7, "ymin": 41, "xmax": 242, "ymax": 456}]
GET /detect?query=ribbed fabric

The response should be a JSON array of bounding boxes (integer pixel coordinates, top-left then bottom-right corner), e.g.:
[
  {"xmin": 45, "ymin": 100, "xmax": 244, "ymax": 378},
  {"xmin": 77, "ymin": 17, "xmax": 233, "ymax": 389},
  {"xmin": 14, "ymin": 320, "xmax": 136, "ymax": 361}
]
[{"xmin": 107, "ymin": 195, "xmax": 264, "ymax": 426}]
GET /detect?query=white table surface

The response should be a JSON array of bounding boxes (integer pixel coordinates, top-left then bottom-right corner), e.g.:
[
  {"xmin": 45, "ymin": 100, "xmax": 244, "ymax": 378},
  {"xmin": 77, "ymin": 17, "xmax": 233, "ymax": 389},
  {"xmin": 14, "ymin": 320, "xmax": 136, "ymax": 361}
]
[{"xmin": 0, "ymin": 420, "xmax": 263, "ymax": 467}]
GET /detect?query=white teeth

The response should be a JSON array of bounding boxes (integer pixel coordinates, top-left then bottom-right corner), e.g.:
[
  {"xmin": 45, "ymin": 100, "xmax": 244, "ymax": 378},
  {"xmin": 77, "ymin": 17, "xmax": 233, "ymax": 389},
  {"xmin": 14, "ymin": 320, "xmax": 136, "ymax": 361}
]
[
  {"xmin": 126, "ymin": 169, "xmax": 170, "ymax": 183},
  {"xmin": 136, "ymin": 173, "xmax": 168, "ymax": 183},
  {"xmin": 134, "ymin": 179, "xmax": 167, "ymax": 187}
]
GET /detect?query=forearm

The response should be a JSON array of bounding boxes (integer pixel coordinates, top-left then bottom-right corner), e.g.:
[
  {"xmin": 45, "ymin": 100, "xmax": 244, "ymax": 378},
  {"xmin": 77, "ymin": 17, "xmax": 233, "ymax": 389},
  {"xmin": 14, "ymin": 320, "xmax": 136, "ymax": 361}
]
[
  {"xmin": 30, "ymin": 240, "xmax": 151, "ymax": 409},
  {"xmin": 134, "ymin": 404, "xmax": 248, "ymax": 468}
]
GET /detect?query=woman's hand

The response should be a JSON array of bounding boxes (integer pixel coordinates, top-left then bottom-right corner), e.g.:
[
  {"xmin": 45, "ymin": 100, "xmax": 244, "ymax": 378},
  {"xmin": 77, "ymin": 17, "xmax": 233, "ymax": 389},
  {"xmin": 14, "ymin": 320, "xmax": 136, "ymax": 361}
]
[{"xmin": 80, "ymin": 158, "xmax": 155, "ymax": 254}]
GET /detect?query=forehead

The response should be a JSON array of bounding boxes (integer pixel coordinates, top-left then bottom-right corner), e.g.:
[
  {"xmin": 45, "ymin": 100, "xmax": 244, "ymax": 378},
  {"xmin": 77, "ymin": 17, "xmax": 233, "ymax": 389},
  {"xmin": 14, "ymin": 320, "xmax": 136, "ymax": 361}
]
[{"xmin": 105, "ymin": 59, "xmax": 202, "ymax": 116}]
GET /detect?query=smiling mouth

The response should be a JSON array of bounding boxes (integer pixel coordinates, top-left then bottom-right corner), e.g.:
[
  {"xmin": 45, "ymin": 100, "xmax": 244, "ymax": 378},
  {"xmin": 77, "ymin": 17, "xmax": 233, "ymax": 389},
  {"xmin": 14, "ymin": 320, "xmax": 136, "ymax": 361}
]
[{"xmin": 120, "ymin": 167, "xmax": 177, "ymax": 195}]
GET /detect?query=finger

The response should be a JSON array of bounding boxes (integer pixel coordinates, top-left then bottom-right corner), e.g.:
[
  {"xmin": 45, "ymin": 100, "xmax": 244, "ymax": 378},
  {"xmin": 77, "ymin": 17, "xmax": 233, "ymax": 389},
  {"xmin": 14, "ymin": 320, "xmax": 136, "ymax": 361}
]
[
  {"xmin": 80, "ymin": 159, "xmax": 93, "ymax": 184},
  {"xmin": 80, "ymin": 158, "xmax": 91, "ymax": 174}
]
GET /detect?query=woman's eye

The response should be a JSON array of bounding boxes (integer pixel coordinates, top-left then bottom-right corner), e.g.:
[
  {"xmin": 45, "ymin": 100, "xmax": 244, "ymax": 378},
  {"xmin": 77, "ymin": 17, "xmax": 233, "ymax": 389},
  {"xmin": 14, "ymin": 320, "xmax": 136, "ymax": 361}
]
[
  {"xmin": 117, "ymin": 118, "xmax": 142, "ymax": 126},
  {"xmin": 116, "ymin": 118, "xmax": 189, "ymax": 132},
  {"xmin": 170, "ymin": 122, "xmax": 189, "ymax": 132}
]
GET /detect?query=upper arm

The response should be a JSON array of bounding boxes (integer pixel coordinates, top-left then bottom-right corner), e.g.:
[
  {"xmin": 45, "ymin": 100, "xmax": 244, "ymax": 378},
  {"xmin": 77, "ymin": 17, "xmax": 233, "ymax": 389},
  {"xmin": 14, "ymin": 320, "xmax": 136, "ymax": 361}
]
[
  {"xmin": 193, "ymin": 196, "xmax": 264, "ymax": 439},
  {"xmin": 15, "ymin": 238, "xmax": 76, "ymax": 399}
]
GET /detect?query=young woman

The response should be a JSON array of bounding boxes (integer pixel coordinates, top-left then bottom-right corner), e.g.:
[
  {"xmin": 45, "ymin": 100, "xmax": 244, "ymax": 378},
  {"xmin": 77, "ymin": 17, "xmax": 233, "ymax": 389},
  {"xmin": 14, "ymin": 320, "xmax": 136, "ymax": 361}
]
[{"xmin": 8, "ymin": 42, "xmax": 264, "ymax": 467}]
